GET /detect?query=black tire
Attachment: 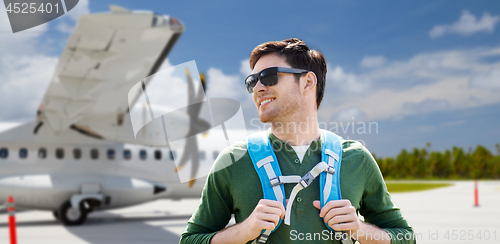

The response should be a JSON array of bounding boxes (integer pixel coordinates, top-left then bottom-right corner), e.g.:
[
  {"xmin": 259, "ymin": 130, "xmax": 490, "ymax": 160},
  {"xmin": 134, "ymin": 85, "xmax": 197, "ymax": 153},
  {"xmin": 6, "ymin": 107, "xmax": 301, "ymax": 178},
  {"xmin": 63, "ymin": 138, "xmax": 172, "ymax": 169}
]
[
  {"xmin": 58, "ymin": 200, "xmax": 88, "ymax": 226},
  {"xmin": 53, "ymin": 211, "xmax": 59, "ymax": 220}
]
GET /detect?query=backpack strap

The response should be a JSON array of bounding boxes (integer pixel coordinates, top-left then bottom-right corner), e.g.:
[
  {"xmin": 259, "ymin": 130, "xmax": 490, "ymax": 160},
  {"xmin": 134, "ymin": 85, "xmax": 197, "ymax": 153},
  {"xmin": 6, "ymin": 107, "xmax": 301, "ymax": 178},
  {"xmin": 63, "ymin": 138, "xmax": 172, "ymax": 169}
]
[
  {"xmin": 284, "ymin": 161, "xmax": 331, "ymax": 225},
  {"xmin": 320, "ymin": 130, "xmax": 353, "ymax": 244},
  {"xmin": 247, "ymin": 131, "xmax": 287, "ymax": 243},
  {"xmin": 320, "ymin": 129, "xmax": 343, "ymax": 209},
  {"xmin": 247, "ymin": 130, "xmax": 351, "ymax": 244}
]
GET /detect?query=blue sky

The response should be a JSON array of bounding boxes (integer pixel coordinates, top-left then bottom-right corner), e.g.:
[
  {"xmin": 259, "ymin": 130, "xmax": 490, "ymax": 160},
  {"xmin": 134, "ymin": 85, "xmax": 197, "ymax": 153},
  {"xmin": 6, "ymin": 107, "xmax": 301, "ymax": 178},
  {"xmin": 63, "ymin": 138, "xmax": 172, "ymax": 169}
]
[{"xmin": 0, "ymin": 0, "xmax": 499, "ymax": 157}]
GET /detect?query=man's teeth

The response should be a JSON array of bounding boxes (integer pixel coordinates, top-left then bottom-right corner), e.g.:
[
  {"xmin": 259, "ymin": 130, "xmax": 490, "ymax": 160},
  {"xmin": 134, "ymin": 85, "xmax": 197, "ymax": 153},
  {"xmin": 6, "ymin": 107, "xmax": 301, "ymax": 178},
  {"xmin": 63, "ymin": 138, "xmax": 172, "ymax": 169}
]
[{"xmin": 260, "ymin": 98, "xmax": 275, "ymax": 107}]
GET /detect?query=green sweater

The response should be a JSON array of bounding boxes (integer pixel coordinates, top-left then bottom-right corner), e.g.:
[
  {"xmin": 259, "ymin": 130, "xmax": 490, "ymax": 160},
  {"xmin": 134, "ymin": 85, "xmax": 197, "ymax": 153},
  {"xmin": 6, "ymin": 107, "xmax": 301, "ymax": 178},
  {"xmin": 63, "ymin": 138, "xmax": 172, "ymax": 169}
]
[{"xmin": 180, "ymin": 132, "xmax": 415, "ymax": 244}]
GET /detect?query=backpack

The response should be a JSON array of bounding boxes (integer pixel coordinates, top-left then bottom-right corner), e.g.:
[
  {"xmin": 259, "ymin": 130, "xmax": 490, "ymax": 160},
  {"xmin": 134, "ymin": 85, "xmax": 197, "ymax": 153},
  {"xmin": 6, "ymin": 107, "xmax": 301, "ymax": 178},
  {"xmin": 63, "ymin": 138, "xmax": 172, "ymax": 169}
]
[{"xmin": 246, "ymin": 129, "xmax": 353, "ymax": 244}]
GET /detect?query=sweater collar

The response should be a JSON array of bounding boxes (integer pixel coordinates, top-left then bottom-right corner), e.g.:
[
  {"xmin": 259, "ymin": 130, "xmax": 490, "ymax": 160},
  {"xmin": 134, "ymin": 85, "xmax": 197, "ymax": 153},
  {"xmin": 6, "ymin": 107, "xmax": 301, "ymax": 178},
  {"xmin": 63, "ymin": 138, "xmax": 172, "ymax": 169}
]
[{"xmin": 267, "ymin": 130, "xmax": 323, "ymax": 154}]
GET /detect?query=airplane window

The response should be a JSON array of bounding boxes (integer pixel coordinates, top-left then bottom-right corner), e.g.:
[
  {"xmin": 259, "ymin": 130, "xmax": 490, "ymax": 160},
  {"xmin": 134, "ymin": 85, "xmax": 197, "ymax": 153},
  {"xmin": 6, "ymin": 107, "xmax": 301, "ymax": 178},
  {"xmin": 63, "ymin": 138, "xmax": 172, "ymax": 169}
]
[
  {"xmin": 38, "ymin": 148, "xmax": 46, "ymax": 159},
  {"xmin": 90, "ymin": 149, "xmax": 99, "ymax": 160},
  {"xmin": 213, "ymin": 151, "xmax": 219, "ymax": 160},
  {"xmin": 0, "ymin": 148, "xmax": 8, "ymax": 159},
  {"xmin": 19, "ymin": 148, "xmax": 28, "ymax": 159},
  {"xmin": 199, "ymin": 151, "xmax": 206, "ymax": 160},
  {"xmin": 139, "ymin": 149, "xmax": 147, "ymax": 160},
  {"xmin": 107, "ymin": 149, "xmax": 115, "ymax": 160},
  {"xmin": 169, "ymin": 151, "xmax": 176, "ymax": 160},
  {"xmin": 123, "ymin": 149, "xmax": 131, "ymax": 160},
  {"xmin": 73, "ymin": 148, "xmax": 81, "ymax": 160},
  {"xmin": 56, "ymin": 148, "xmax": 64, "ymax": 159},
  {"xmin": 154, "ymin": 150, "xmax": 162, "ymax": 160}
]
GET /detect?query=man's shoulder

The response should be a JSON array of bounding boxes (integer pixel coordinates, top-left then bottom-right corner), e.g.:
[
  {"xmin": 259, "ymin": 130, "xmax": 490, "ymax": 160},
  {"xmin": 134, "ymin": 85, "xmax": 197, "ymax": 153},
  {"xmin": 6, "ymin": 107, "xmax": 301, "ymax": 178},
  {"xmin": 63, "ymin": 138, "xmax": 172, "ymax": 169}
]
[
  {"xmin": 210, "ymin": 139, "xmax": 249, "ymax": 173},
  {"xmin": 340, "ymin": 138, "xmax": 374, "ymax": 163},
  {"xmin": 341, "ymin": 138, "xmax": 367, "ymax": 152},
  {"xmin": 220, "ymin": 139, "xmax": 248, "ymax": 158}
]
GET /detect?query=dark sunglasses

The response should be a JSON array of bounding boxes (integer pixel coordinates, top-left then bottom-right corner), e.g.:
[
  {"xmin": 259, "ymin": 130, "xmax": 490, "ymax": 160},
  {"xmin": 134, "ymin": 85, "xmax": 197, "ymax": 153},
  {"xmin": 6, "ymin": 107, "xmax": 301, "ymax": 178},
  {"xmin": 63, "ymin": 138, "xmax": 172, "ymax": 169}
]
[{"xmin": 245, "ymin": 67, "xmax": 309, "ymax": 93}]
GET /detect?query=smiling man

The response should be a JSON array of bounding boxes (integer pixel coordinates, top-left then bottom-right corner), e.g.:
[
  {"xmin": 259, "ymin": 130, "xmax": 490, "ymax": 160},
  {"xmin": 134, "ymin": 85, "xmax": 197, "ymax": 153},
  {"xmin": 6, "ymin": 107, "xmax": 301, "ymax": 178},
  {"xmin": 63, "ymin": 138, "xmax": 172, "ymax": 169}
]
[{"xmin": 180, "ymin": 38, "xmax": 415, "ymax": 244}]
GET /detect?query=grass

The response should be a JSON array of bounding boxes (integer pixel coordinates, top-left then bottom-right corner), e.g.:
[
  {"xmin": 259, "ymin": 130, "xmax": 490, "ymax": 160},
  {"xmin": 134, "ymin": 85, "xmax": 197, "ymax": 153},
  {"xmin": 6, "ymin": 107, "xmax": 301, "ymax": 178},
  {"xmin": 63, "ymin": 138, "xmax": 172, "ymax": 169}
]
[{"xmin": 385, "ymin": 182, "xmax": 453, "ymax": 193}]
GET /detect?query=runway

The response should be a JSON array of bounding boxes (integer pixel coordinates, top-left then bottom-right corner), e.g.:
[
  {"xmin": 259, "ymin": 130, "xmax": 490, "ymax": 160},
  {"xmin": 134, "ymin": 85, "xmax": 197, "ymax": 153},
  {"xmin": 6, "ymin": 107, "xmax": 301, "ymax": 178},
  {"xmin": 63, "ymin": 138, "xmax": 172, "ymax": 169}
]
[
  {"xmin": 0, "ymin": 199, "xmax": 200, "ymax": 244},
  {"xmin": 389, "ymin": 180, "xmax": 500, "ymax": 244},
  {"xmin": 0, "ymin": 181, "xmax": 499, "ymax": 243}
]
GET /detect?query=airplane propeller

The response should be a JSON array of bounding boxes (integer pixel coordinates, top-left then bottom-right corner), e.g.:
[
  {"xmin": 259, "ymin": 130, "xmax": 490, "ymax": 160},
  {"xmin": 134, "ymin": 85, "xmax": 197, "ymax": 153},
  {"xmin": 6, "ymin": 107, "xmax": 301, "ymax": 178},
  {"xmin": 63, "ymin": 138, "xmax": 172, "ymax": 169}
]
[{"xmin": 174, "ymin": 69, "xmax": 210, "ymax": 187}]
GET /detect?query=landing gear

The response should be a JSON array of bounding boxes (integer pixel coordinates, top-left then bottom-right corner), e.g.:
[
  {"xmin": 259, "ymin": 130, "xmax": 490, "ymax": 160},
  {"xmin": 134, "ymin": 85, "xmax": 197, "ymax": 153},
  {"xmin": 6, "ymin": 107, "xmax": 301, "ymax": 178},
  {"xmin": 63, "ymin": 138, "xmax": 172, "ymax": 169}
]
[
  {"xmin": 53, "ymin": 211, "xmax": 59, "ymax": 220},
  {"xmin": 58, "ymin": 200, "xmax": 88, "ymax": 226}
]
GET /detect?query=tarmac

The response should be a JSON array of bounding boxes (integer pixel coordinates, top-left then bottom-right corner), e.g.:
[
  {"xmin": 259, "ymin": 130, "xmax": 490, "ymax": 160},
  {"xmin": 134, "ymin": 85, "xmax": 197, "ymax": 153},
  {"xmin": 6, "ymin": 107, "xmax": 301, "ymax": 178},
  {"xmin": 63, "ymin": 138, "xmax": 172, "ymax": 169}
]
[{"xmin": 0, "ymin": 181, "xmax": 499, "ymax": 243}]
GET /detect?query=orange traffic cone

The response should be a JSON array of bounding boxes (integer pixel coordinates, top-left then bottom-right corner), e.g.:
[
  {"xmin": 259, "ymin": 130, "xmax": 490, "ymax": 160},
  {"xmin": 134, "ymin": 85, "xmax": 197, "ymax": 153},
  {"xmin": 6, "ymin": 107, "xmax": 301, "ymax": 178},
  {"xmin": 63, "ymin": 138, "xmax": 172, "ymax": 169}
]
[
  {"xmin": 7, "ymin": 195, "xmax": 17, "ymax": 244},
  {"xmin": 474, "ymin": 181, "xmax": 479, "ymax": 207}
]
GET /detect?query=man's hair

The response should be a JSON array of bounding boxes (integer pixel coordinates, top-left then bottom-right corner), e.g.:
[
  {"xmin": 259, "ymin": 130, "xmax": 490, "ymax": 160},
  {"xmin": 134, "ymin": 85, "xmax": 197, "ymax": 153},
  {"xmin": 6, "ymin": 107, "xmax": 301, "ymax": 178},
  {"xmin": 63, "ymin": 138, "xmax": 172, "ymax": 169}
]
[{"xmin": 249, "ymin": 38, "xmax": 327, "ymax": 109}]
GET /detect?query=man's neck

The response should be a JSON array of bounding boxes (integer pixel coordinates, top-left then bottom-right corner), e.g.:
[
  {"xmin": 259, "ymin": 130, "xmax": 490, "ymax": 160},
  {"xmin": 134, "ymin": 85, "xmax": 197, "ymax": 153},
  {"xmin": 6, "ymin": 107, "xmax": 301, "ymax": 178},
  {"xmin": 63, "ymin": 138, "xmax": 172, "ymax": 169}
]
[{"xmin": 270, "ymin": 115, "xmax": 320, "ymax": 146}]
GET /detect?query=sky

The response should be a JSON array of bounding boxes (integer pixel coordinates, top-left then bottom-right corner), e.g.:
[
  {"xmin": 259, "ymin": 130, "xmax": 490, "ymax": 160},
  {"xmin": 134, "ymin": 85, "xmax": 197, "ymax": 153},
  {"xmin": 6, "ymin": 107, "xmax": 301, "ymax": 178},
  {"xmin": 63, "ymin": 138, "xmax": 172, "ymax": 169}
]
[{"xmin": 0, "ymin": 0, "xmax": 499, "ymax": 157}]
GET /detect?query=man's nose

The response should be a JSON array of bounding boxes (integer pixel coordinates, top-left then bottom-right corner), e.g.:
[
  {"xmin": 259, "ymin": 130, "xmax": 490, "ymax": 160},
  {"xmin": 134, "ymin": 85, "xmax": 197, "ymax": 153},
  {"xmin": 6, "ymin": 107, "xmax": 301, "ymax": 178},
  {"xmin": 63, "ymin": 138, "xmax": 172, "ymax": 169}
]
[{"xmin": 253, "ymin": 79, "xmax": 267, "ymax": 93}]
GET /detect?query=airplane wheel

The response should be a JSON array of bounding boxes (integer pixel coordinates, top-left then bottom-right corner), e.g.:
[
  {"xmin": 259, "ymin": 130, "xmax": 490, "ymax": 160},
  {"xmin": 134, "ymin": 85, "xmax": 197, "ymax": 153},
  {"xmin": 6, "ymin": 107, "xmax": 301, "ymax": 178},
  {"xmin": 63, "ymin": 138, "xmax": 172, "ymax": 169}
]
[
  {"xmin": 53, "ymin": 211, "xmax": 60, "ymax": 220},
  {"xmin": 59, "ymin": 200, "xmax": 88, "ymax": 226}
]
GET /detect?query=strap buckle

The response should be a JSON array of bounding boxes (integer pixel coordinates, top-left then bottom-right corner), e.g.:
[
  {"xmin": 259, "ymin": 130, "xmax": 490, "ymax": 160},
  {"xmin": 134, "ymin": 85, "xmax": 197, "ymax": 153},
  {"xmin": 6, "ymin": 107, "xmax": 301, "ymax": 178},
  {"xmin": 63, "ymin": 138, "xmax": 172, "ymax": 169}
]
[
  {"xmin": 327, "ymin": 166, "xmax": 335, "ymax": 174},
  {"xmin": 257, "ymin": 233, "xmax": 269, "ymax": 243},
  {"xmin": 269, "ymin": 177, "xmax": 281, "ymax": 187},
  {"xmin": 299, "ymin": 172, "xmax": 315, "ymax": 188}
]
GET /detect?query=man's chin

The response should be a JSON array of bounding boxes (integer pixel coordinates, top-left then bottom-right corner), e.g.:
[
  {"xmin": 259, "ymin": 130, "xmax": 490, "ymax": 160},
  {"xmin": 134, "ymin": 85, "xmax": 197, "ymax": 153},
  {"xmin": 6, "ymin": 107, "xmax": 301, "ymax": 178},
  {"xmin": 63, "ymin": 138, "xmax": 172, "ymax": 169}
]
[{"xmin": 258, "ymin": 114, "xmax": 271, "ymax": 123}]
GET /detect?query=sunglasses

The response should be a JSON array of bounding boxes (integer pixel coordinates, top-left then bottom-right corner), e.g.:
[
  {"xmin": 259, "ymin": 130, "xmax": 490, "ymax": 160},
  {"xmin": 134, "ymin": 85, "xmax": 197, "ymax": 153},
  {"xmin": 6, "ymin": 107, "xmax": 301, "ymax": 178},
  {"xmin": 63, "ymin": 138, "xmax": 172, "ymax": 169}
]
[{"xmin": 245, "ymin": 67, "xmax": 309, "ymax": 93}]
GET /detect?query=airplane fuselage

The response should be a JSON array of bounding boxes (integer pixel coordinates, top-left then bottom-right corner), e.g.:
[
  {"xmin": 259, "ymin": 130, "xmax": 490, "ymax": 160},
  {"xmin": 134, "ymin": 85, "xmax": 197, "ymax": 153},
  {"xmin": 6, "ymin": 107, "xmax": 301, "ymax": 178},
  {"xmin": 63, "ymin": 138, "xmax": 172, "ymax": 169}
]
[{"xmin": 0, "ymin": 122, "xmax": 209, "ymax": 212}]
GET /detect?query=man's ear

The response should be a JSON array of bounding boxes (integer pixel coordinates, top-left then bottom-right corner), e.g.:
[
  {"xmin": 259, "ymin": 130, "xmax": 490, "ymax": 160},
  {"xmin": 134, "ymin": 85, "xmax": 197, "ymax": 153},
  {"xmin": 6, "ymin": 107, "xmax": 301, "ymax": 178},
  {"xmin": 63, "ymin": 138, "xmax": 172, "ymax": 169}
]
[{"xmin": 302, "ymin": 72, "xmax": 317, "ymax": 94}]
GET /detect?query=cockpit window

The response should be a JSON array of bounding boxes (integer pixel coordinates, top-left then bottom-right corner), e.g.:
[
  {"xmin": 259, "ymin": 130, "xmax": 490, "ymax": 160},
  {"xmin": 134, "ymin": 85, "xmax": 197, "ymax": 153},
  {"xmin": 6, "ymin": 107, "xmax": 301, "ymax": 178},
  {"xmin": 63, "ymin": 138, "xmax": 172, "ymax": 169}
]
[
  {"xmin": 19, "ymin": 148, "xmax": 28, "ymax": 159},
  {"xmin": 0, "ymin": 148, "xmax": 8, "ymax": 159}
]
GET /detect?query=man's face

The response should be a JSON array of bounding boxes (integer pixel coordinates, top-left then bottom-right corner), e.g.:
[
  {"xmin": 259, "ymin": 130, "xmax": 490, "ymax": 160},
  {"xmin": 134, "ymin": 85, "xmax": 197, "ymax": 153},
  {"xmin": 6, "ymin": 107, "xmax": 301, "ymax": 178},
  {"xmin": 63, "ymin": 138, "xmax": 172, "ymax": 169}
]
[{"xmin": 251, "ymin": 54, "xmax": 304, "ymax": 123}]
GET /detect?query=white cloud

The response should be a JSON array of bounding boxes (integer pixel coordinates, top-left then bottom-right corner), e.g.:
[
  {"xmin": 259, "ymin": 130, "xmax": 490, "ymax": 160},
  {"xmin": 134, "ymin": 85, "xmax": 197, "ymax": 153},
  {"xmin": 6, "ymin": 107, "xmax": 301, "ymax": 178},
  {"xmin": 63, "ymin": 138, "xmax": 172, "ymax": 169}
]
[
  {"xmin": 0, "ymin": 3, "xmax": 58, "ymax": 122},
  {"xmin": 402, "ymin": 99, "xmax": 451, "ymax": 114},
  {"xmin": 469, "ymin": 68, "xmax": 500, "ymax": 89},
  {"xmin": 429, "ymin": 25, "xmax": 447, "ymax": 38},
  {"xmin": 366, "ymin": 47, "xmax": 500, "ymax": 84},
  {"xmin": 54, "ymin": 0, "xmax": 90, "ymax": 33},
  {"xmin": 319, "ymin": 46, "xmax": 500, "ymax": 122},
  {"xmin": 240, "ymin": 59, "xmax": 252, "ymax": 77},
  {"xmin": 324, "ymin": 76, "xmax": 500, "ymax": 122},
  {"xmin": 327, "ymin": 65, "xmax": 371, "ymax": 94},
  {"xmin": 0, "ymin": 55, "xmax": 58, "ymax": 121},
  {"xmin": 206, "ymin": 67, "xmax": 248, "ymax": 101},
  {"xmin": 0, "ymin": 4, "xmax": 49, "ymax": 55},
  {"xmin": 56, "ymin": 21, "xmax": 74, "ymax": 33},
  {"xmin": 204, "ymin": 65, "xmax": 258, "ymax": 128},
  {"xmin": 335, "ymin": 107, "xmax": 365, "ymax": 122},
  {"xmin": 360, "ymin": 56, "xmax": 386, "ymax": 68},
  {"xmin": 65, "ymin": 0, "xmax": 90, "ymax": 22},
  {"xmin": 430, "ymin": 10, "xmax": 500, "ymax": 38}
]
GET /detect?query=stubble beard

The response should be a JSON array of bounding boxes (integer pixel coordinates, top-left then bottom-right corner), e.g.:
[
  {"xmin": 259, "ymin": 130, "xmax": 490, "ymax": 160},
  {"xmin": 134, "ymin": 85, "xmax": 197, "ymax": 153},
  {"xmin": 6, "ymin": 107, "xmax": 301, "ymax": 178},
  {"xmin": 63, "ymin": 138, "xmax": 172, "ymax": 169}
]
[{"xmin": 259, "ymin": 94, "xmax": 302, "ymax": 125}]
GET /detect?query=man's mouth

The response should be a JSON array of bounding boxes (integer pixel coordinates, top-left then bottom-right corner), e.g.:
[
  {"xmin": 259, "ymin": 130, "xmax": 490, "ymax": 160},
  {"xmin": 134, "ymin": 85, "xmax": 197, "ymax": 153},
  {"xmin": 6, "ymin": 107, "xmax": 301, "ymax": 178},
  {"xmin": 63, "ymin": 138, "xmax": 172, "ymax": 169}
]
[{"xmin": 260, "ymin": 98, "xmax": 275, "ymax": 107}]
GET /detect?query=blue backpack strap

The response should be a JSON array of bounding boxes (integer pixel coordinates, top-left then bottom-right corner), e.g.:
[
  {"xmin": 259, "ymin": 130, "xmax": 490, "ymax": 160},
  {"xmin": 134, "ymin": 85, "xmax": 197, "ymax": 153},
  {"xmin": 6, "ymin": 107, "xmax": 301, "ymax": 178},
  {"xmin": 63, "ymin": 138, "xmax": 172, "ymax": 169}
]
[
  {"xmin": 319, "ymin": 129, "xmax": 343, "ymax": 231},
  {"xmin": 246, "ymin": 131, "xmax": 285, "ymax": 238}
]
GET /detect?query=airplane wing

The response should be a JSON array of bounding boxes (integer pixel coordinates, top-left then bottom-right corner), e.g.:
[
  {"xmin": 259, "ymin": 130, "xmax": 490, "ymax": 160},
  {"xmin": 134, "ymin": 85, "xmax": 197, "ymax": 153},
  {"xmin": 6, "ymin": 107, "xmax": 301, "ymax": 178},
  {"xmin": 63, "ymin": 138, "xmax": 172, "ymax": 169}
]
[{"xmin": 37, "ymin": 6, "xmax": 184, "ymax": 145}]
